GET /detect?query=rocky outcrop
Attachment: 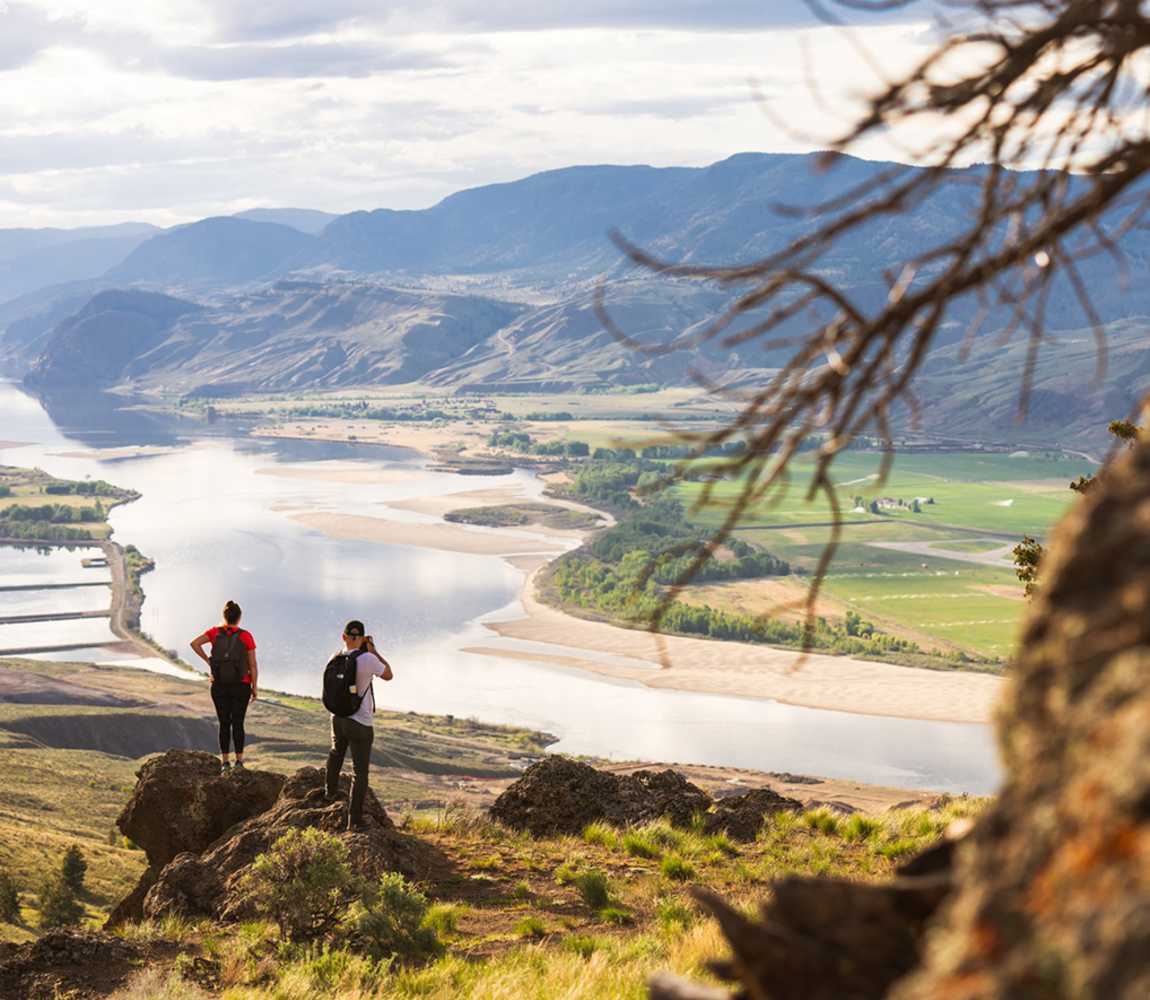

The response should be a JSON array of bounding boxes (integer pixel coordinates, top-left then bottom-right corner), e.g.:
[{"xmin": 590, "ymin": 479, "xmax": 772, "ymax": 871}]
[
  {"xmin": 117, "ymin": 750, "xmax": 284, "ymax": 869},
  {"xmin": 143, "ymin": 766, "xmax": 430, "ymax": 922},
  {"xmin": 0, "ymin": 931, "xmax": 145, "ymax": 1000},
  {"xmin": 702, "ymin": 788, "xmax": 803, "ymax": 842},
  {"xmin": 490, "ymin": 757, "xmax": 712, "ymax": 836},
  {"xmin": 108, "ymin": 750, "xmax": 440, "ymax": 927}
]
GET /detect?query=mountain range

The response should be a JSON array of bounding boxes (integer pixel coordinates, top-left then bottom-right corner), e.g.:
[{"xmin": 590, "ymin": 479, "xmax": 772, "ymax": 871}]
[{"xmin": 3, "ymin": 152, "xmax": 1148, "ymax": 445}]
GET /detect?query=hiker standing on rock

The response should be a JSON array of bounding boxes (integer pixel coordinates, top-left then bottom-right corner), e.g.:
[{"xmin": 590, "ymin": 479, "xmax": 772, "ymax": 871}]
[
  {"xmin": 323, "ymin": 619, "xmax": 393, "ymax": 831},
  {"xmin": 190, "ymin": 600, "xmax": 259, "ymax": 774}
]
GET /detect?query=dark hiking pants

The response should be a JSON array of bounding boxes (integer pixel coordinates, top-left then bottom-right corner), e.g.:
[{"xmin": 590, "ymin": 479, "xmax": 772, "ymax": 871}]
[
  {"xmin": 325, "ymin": 716, "xmax": 374, "ymax": 826},
  {"xmin": 210, "ymin": 682, "xmax": 251, "ymax": 754}
]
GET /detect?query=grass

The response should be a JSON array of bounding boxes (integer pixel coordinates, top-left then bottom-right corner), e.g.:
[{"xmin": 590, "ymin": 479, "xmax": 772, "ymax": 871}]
[
  {"xmin": 668, "ymin": 448, "xmax": 1091, "ymax": 662},
  {"xmin": 660, "ymin": 856, "xmax": 696, "ymax": 882},
  {"xmin": 76, "ymin": 783, "xmax": 986, "ymax": 998},
  {"xmin": 622, "ymin": 831, "xmax": 661, "ymax": 860}
]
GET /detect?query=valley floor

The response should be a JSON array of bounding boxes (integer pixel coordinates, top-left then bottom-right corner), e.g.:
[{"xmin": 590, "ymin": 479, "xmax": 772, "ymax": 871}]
[{"xmin": 277, "ymin": 459, "xmax": 1003, "ymax": 726}]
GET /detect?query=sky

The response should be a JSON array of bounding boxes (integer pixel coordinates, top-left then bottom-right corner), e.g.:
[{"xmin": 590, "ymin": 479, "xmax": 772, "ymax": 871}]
[{"xmin": 0, "ymin": 0, "xmax": 946, "ymax": 228}]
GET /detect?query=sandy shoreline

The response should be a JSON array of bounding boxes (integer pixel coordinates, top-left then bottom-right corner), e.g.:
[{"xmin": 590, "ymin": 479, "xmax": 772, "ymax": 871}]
[
  {"xmin": 273, "ymin": 462, "xmax": 1003, "ymax": 726},
  {"xmin": 476, "ymin": 562, "xmax": 1001, "ymax": 724}
]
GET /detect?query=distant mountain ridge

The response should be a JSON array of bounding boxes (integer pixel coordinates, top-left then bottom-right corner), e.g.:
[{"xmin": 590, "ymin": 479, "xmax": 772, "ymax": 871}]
[{"xmin": 5, "ymin": 152, "xmax": 1150, "ymax": 441}]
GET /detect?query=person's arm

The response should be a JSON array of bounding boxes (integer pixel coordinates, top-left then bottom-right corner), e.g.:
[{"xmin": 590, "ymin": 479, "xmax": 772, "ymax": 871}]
[
  {"xmin": 365, "ymin": 639, "xmax": 393, "ymax": 681},
  {"xmin": 190, "ymin": 631, "xmax": 212, "ymax": 667},
  {"xmin": 248, "ymin": 649, "xmax": 259, "ymax": 700}
]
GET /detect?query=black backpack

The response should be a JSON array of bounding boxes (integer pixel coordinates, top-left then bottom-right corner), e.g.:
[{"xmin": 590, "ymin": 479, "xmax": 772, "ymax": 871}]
[
  {"xmin": 322, "ymin": 650, "xmax": 364, "ymax": 717},
  {"xmin": 209, "ymin": 628, "xmax": 248, "ymax": 683}
]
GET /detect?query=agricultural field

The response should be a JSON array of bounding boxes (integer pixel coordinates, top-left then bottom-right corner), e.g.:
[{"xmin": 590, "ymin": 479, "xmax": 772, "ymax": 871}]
[{"xmin": 674, "ymin": 450, "xmax": 1092, "ymax": 662}]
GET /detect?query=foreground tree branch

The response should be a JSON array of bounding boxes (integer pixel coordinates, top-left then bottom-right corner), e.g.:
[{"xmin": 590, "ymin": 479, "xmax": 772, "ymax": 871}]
[{"xmin": 599, "ymin": 0, "xmax": 1150, "ymax": 645}]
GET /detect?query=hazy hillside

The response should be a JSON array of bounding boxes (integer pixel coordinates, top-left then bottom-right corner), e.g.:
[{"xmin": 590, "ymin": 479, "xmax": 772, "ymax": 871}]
[
  {"xmin": 5, "ymin": 152, "xmax": 1150, "ymax": 426},
  {"xmin": 0, "ymin": 223, "xmax": 158, "ymax": 304},
  {"xmin": 108, "ymin": 217, "xmax": 318, "ymax": 286},
  {"xmin": 234, "ymin": 207, "xmax": 339, "ymax": 234}
]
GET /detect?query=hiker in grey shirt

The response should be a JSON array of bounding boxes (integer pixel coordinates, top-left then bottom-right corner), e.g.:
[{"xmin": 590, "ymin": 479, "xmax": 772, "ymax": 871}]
[{"xmin": 324, "ymin": 619, "xmax": 393, "ymax": 830}]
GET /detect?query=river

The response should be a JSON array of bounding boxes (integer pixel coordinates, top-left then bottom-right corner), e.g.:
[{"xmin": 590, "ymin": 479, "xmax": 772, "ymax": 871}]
[{"xmin": 0, "ymin": 382, "xmax": 1002, "ymax": 793}]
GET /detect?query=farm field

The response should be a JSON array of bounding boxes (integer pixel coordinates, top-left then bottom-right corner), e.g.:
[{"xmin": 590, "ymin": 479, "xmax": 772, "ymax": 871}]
[{"xmin": 675, "ymin": 450, "xmax": 1091, "ymax": 662}]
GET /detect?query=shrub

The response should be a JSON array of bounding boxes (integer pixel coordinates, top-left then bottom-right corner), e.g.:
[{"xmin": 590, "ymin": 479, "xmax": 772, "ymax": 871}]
[
  {"xmin": 0, "ymin": 870, "xmax": 19, "ymax": 923},
  {"xmin": 582, "ymin": 822, "xmax": 619, "ymax": 850},
  {"xmin": 237, "ymin": 829, "xmax": 354, "ymax": 941},
  {"xmin": 38, "ymin": 874, "xmax": 83, "ymax": 928},
  {"xmin": 660, "ymin": 855, "xmax": 696, "ymax": 882},
  {"xmin": 349, "ymin": 873, "xmax": 442, "ymax": 963},
  {"xmin": 571, "ymin": 870, "xmax": 611, "ymax": 911},
  {"xmin": 622, "ymin": 831, "xmax": 661, "ymax": 859},
  {"xmin": 514, "ymin": 916, "xmax": 547, "ymax": 939},
  {"xmin": 62, "ymin": 845, "xmax": 87, "ymax": 894}
]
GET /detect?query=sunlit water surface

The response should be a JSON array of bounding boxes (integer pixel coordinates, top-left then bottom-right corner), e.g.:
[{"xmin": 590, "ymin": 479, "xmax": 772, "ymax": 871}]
[{"xmin": 0, "ymin": 382, "xmax": 1002, "ymax": 792}]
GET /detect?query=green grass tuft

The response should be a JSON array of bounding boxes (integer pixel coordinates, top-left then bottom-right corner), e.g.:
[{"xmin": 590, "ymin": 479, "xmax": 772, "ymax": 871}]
[
  {"xmin": 803, "ymin": 808, "xmax": 841, "ymax": 835},
  {"xmin": 514, "ymin": 915, "xmax": 547, "ymax": 940},
  {"xmin": 622, "ymin": 831, "xmax": 661, "ymax": 860},
  {"xmin": 660, "ymin": 855, "xmax": 696, "ymax": 882},
  {"xmin": 572, "ymin": 870, "xmax": 612, "ymax": 912},
  {"xmin": 582, "ymin": 822, "xmax": 619, "ymax": 850}
]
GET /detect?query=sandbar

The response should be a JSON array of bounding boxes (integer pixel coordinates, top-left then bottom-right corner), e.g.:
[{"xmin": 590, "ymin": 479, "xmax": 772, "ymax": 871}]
[{"xmin": 291, "ymin": 511, "xmax": 569, "ymax": 557}]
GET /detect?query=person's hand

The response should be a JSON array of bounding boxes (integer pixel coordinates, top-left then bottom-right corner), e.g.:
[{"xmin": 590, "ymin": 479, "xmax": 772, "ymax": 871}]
[{"xmin": 250, "ymin": 686, "xmax": 258, "ymax": 702}]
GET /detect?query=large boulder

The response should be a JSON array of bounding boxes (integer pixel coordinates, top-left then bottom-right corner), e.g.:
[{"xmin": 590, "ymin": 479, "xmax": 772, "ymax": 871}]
[
  {"xmin": 108, "ymin": 751, "xmax": 444, "ymax": 927},
  {"xmin": 116, "ymin": 750, "xmax": 284, "ymax": 868},
  {"xmin": 140, "ymin": 767, "xmax": 435, "ymax": 923},
  {"xmin": 703, "ymin": 787, "xmax": 803, "ymax": 842},
  {"xmin": 490, "ymin": 757, "xmax": 712, "ymax": 836}
]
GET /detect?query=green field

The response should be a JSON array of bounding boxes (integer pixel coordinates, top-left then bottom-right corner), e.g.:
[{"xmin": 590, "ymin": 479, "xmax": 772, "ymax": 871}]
[{"xmin": 675, "ymin": 450, "xmax": 1090, "ymax": 661}]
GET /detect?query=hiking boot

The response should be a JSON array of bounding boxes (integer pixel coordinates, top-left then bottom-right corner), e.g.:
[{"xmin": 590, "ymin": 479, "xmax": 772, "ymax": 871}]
[
  {"xmin": 220, "ymin": 762, "xmax": 232, "ymax": 774},
  {"xmin": 233, "ymin": 761, "xmax": 246, "ymax": 772}
]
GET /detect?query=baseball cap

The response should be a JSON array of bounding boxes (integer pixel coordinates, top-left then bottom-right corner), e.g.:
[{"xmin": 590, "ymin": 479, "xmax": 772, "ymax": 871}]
[{"xmin": 344, "ymin": 620, "xmax": 365, "ymax": 637}]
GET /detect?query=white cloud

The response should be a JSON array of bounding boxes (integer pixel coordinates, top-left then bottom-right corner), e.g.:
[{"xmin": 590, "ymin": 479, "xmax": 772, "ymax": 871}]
[{"xmin": 0, "ymin": 1, "xmax": 947, "ymax": 227}]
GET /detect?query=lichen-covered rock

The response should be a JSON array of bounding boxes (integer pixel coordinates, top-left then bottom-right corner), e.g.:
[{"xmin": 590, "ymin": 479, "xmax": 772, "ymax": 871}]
[
  {"xmin": 490, "ymin": 757, "xmax": 712, "ymax": 836},
  {"xmin": 702, "ymin": 787, "xmax": 803, "ymax": 842}
]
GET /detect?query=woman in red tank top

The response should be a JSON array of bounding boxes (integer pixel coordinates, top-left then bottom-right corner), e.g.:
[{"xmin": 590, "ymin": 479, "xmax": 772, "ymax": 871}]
[{"xmin": 190, "ymin": 600, "xmax": 259, "ymax": 773}]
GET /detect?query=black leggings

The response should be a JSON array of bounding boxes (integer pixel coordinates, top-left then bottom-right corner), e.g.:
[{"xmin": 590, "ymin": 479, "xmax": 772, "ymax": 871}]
[{"xmin": 210, "ymin": 682, "xmax": 251, "ymax": 754}]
